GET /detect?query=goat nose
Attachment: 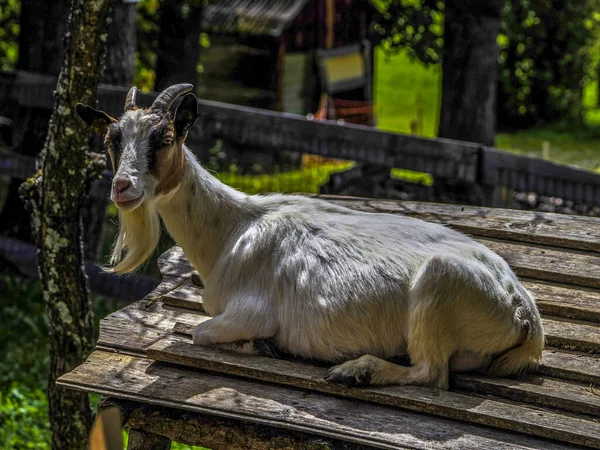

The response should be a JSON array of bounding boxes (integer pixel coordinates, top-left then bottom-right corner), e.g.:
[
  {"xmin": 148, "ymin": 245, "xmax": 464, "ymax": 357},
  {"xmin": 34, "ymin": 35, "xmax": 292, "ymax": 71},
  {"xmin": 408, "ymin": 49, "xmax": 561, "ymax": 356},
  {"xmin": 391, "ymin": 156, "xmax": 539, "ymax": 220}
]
[{"xmin": 113, "ymin": 177, "xmax": 132, "ymax": 194}]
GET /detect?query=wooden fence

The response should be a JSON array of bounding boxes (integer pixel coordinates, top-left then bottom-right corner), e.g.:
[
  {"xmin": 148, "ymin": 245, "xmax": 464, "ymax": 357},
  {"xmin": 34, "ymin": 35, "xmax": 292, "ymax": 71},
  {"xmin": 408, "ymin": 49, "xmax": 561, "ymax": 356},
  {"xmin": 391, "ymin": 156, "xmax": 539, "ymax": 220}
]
[{"xmin": 2, "ymin": 69, "xmax": 600, "ymax": 206}]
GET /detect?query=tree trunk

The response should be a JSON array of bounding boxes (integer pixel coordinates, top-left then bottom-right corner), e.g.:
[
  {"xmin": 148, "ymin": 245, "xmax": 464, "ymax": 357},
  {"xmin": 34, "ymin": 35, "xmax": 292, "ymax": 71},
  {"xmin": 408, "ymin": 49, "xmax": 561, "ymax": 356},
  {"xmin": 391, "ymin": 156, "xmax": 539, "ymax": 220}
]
[
  {"xmin": 437, "ymin": 0, "xmax": 502, "ymax": 146},
  {"xmin": 103, "ymin": 0, "xmax": 137, "ymax": 86},
  {"xmin": 154, "ymin": 0, "xmax": 203, "ymax": 91},
  {"xmin": 20, "ymin": 0, "xmax": 114, "ymax": 449}
]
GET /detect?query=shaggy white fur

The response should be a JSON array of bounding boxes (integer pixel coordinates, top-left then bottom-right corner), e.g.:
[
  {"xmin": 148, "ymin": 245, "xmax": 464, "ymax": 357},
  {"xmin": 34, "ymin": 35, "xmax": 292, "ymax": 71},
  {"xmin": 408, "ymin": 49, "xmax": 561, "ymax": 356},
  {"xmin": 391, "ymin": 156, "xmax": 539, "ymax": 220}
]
[{"xmin": 153, "ymin": 148, "xmax": 544, "ymax": 389}]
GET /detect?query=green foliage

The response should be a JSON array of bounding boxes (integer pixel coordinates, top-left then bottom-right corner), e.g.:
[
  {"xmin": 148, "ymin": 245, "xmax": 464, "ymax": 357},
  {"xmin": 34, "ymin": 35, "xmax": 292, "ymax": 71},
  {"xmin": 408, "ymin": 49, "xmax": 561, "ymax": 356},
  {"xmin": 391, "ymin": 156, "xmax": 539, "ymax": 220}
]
[
  {"xmin": 135, "ymin": 0, "xmax": 160, "ymax": 90},
  {"xmin": 217, "ymin": 161, "xmax": 355, "ymax": 194},
  {"xmin": 0, "ymin": 275, "xmax": 120, "ymax": 450},
  {"xmin": 0, "ymin": 272, "xmax": 213, "ymax": 450},
  {"xmin": 1, "ymin": 385, "xmax": 50, "ymax": 449},
  {"xmin": 0, "ymin": 0, "xmax": 20, "ymax": 70},
  {"xmin": 371, "ymin": 0, "xmax": 444, "ymax": 65},
  {"xmin": 371, "ymin": 0, "xmax": 600, "ymax": 129},
  {"xmin": 497, "ymin": 0, "xmax": 600, "ymax": 128},
  {"xmin": 0, "ymin": 275, "xmax": 50, "ymax": 449}
]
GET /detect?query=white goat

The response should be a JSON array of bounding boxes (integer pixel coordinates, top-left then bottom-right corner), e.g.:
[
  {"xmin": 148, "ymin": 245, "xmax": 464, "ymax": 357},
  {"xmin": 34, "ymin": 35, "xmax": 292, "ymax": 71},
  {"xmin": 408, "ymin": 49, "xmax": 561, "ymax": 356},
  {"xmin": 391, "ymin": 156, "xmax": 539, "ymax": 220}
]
[{"xmin": 76, "ymin": 84, "xmax": 544, "ymax": 389}]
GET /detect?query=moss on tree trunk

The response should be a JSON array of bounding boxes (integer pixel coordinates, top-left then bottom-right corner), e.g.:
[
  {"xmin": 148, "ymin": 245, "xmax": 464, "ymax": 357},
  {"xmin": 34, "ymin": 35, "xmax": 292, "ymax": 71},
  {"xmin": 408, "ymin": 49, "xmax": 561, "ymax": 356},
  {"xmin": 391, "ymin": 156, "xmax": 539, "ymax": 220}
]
[{"xmin": 20, "ymin": 0, "xmax": 114, "ymax": 448}]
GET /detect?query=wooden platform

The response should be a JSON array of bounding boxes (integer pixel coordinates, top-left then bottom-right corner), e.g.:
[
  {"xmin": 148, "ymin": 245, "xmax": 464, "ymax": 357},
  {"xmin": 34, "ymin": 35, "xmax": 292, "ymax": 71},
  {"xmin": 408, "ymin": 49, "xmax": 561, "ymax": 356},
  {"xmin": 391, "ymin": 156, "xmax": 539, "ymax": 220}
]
[{"xmin": 58, "ymin": 196, "xmax": 600, "ymax": 449}]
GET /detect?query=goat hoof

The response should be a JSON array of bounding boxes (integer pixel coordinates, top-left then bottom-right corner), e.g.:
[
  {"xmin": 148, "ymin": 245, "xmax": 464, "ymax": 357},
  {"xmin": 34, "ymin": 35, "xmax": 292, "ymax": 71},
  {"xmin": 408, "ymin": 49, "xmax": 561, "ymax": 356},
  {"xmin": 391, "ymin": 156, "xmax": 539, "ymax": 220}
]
[
  {"xmin": 253, "ymin": 338, "xmax": 281, "ymax": 358},
  {"xmin": 191, "ymin": 272, "xmax": 203, "ymax": 287},
  {"xmin": 325, "ymin": 363, "xmax": 373, "ymax": 387}
]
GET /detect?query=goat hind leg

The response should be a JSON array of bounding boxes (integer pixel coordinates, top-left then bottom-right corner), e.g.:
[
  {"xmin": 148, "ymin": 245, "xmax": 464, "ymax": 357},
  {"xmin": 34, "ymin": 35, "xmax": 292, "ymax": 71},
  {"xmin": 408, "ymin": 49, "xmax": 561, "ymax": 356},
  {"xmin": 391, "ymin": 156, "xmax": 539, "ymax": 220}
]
[{"xmin": 326, "ymin": 355, "xmax": 449, "ymax": 389}]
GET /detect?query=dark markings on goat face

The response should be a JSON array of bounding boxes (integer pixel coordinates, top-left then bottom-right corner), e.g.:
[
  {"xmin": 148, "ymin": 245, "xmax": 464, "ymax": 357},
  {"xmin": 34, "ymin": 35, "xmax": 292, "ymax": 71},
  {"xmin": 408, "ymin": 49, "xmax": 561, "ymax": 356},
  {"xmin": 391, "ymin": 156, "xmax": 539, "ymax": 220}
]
[
  {"xmin": 147, "ymin": 117, "xmax": 175, "ymax": 175},
  {"xmin": 105, "ymin": 125, "xmax": 123, "ymax": 173}
]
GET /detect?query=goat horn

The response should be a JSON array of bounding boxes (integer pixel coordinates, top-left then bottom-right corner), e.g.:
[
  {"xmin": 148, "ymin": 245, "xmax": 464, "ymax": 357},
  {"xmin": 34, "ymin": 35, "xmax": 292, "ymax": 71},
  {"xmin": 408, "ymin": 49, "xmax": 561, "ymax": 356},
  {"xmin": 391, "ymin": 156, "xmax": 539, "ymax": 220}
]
[
  {"xmin": 151, "ymin": 84, "xmax": 194, "ymax": 114},
  {"xmin": 124, "ymin": 86, "xmax": 138, "ymax": 112}
]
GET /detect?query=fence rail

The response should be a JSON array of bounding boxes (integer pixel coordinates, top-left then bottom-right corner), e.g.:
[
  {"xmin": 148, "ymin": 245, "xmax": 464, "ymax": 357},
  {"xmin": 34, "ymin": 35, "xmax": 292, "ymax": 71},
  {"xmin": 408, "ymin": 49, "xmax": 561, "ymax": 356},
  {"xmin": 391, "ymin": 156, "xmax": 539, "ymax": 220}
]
[{"xmin": 2, "ymin": 70, "xmax": 600, "ymax": 206}]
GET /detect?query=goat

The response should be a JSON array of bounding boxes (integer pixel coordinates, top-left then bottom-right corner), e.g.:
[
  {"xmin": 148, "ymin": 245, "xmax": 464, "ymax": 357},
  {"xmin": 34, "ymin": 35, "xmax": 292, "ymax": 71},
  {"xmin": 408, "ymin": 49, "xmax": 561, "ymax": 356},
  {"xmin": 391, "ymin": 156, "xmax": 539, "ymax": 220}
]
[{"xmin": 76, "ymin": 84, "xmax": 544, "ymax": 389}]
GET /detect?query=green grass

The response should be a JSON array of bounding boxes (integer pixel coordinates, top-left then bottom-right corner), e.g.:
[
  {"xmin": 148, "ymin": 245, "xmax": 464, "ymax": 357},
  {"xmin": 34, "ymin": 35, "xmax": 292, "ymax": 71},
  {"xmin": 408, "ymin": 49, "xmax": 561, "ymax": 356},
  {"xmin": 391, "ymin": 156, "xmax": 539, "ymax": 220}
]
[
  {"xmin": 374, "ymin": 48, "xmax": 442, "ymax": 138},
  {"xmin": 216, "ymin": 161, "xmax": 355, "ymax": 194}
]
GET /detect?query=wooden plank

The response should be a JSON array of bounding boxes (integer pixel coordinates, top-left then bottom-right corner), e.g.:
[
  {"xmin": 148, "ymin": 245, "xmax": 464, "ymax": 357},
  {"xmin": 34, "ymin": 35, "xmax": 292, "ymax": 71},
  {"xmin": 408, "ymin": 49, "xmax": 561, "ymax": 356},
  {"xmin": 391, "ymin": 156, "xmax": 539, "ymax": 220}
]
[
  {"xmin": 143, "ymin": 274, "xmax": 204, "ymax": 311},
  {"xmin": 96, "ymin": 300, "xmax": 209, "ymax": 356},
  {"xmin": 103, "ymin": 397, "xmax": 386, "ymax": 450},
  {"xmin": 157, "ymin": 248, "xmax": 194, "ymax": 278},
  {"xmin": 523, "ymin": 280, "xmax": 600, "ymax": 323},
  {"xmin": 539, "ymin": 349, "xmax": 600, "ymax": 385},
  {"xmin": 452, "ymin": 374, "xmax": 600, "ymax": 417},
  {"xmin": 323, "ymin": 197, "xmax": 600, "ymax": 253},
  {"xmin": 146, "ymin": 337, "xmax": 600, "ymax": 448},
  {"xmin": 58, "ymin": 351, "xmax": 580, "ymax": 450},
  {"xmin": 479, "ymin": 238, "xmax": 600, "ymax": 289},
  {"xmin": 543, "ymin": 316, "xmax": 600, "ymax": 353},
  {"xmin": 160, "ymin": 279, "xmax": 204, "ymax": 311}
]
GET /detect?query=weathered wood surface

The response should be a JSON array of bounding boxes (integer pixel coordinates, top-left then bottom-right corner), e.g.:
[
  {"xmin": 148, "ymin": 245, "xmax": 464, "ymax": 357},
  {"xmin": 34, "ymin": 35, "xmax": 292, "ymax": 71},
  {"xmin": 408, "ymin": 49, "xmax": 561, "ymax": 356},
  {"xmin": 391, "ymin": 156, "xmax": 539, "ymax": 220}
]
[
  {"xmin": 58, "ymin": 351, "xmax": 584, "ymax": 450},
  {"xmin": 542, "ymin": 316, "xmax": 600, "ymax": 353},
  {"xmin": 523, "ymin": 280, "xmax": 600, "ymax": 323},
  {"xmin": 102, "ymin": 397, "xmax": 383, "ymax": 450},
  {"xmin": 146, "ymin": 335, "xmax": 600, "ymax": 448},
  {"xmin": 126, "ymin": 429, "xmax": 171, "ymax": 450},
  {"xmin": 537, "ymin": 350, "xmax": 600, "ymax": 385},
  {"xmin": 320, "ymin": 196, "xmax": 600, "ymax": 253},
  {"xmin": 481, "ymin": 238, "xmax": 600, "ymax": 289}
]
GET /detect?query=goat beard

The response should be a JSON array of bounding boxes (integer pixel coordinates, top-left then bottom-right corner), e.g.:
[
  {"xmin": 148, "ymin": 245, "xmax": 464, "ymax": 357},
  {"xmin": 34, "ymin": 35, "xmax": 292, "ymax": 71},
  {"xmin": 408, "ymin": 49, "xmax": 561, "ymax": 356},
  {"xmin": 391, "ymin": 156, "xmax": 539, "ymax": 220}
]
[{"xmin": 105, "ymin": 201, "xmax": 160, "ymax": 274}]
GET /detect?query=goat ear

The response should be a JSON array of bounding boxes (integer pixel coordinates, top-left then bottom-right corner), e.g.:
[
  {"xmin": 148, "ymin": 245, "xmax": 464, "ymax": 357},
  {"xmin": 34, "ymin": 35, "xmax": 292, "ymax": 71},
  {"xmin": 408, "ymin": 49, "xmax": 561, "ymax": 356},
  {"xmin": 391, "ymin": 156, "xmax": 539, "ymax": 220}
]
[
  {"xmin": 75, "ymin": 103, "xmax": 116, "ymax": 135},
  {"xmin": 174, "ymin": 94, "xmax": 199, "ymax": 138}
]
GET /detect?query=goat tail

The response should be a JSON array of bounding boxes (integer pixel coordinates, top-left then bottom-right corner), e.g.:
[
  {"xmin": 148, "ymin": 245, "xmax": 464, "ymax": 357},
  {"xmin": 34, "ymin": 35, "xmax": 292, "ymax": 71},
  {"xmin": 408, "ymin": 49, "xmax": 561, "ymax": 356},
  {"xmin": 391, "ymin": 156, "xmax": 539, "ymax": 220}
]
[{"xmin": 487, "ymin": 307, "xmax": 545, "ymax": 377}]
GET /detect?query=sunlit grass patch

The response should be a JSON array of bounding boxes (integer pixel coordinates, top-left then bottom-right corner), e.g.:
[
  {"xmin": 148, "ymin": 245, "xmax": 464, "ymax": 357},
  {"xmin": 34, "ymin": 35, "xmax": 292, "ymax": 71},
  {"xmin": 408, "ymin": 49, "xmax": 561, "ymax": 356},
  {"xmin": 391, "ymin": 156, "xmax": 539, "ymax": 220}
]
[
  {"xmin": 390, "ymin": 168, "xmax": 433, "ymax": 186},
  {"xmin": 217, "ymin": 161, "xmax": 355, "ymax": 194}
]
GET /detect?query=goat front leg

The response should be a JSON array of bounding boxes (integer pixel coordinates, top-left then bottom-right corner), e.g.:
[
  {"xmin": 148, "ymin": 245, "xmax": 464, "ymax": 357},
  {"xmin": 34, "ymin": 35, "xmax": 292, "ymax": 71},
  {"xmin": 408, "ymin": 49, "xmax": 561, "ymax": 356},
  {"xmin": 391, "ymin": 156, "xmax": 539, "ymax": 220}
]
[{"xmin": 192, "ymin": 295, "xmax": 278, "ymax": 352}]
